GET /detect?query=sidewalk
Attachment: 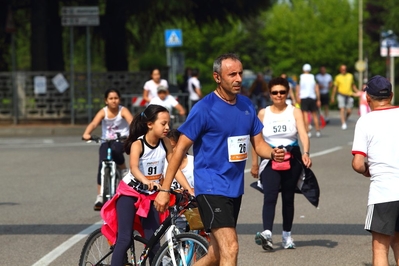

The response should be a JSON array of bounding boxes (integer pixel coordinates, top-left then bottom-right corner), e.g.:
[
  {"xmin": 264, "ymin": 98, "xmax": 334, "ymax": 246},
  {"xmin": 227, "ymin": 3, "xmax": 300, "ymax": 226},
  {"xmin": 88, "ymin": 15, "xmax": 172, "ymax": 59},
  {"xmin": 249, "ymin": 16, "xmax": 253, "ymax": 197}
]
[
  {"xmin": 0, "ymin": 109, "xmax": 357, "ymax": 137},
  {"xmin": 0, "ymin": 124, "xmax": 89, "ymax": 137}
]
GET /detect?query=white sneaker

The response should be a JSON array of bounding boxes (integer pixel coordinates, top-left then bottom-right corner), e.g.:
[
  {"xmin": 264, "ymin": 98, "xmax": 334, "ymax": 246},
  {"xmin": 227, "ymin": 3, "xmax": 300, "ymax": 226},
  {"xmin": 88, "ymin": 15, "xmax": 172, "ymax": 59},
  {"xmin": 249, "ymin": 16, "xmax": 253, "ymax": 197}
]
[
  {"xmin": 94, "ymin": 195, "xmax": 103, "ymax": 211},
  {"xmin": 307, "ymin": 132, "xmax": 312, "ymax": 138},
  {"xmin": 316, "ymin": 131, "xmax": 321, "ymax": 138},
  {"xmin": 341, "ymin": 123, "xmax": 347, "ymax": 130},
  {"xmin": 282, "ymin": 231, "xmax": 296, "ymax": 249},
  {"xmin": 255, "ymin": 230, "xmax": 273, "ymax": 251}
]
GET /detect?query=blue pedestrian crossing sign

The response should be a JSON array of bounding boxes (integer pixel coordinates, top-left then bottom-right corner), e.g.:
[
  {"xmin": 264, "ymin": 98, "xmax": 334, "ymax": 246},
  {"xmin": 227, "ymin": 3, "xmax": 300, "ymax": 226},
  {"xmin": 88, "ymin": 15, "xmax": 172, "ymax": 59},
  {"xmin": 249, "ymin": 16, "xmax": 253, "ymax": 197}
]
[{"xmin": 165, "ymin": 29, "xmax": 183, "ymax": 47}]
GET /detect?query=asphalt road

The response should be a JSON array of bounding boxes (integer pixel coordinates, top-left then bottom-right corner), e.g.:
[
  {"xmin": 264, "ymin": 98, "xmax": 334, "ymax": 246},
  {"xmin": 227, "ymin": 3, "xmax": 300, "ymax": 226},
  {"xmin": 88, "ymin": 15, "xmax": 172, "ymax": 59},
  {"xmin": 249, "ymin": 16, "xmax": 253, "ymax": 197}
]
[{"xmin": 0, "ymin": 111, "xmax": 397, "ymax": 266}]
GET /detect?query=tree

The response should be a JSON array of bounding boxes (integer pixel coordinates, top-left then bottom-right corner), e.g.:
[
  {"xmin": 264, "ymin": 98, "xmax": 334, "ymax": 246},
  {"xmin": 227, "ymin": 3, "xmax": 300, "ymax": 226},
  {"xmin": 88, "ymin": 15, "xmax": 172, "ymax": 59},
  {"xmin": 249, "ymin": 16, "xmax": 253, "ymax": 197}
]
[{"xmin": 260, "ymin": 0, "xmax": 359, "ymax": 76}]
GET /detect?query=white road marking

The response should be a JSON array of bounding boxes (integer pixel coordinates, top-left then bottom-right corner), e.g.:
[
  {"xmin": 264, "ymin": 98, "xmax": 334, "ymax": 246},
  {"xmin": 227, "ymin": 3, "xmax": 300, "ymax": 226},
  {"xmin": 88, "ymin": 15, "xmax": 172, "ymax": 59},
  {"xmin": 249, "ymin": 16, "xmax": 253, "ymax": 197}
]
[
  {"xmin": 31, "ymin": 222, "xmax": 102, "ymax": 266},
  {"xmin": 33, "ymin": 145, "xmax": 344, "ymax": 266}
]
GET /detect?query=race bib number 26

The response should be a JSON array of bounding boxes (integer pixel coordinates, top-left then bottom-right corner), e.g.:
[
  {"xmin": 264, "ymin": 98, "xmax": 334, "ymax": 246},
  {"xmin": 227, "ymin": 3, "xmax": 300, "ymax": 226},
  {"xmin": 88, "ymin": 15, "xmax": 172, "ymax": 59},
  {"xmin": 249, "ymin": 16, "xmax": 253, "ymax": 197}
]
[{"xmin": 227, "ymin": 135, "xmax": 249, "ymax": 162}]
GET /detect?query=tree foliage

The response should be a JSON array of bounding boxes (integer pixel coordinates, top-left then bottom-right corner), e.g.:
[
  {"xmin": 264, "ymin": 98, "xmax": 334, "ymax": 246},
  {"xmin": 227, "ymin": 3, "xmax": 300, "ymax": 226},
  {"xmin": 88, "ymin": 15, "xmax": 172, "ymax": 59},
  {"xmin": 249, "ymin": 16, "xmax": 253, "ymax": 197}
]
[{"xmin": 260, "ymin": 0, "xmax": 359, "ymax": 76}]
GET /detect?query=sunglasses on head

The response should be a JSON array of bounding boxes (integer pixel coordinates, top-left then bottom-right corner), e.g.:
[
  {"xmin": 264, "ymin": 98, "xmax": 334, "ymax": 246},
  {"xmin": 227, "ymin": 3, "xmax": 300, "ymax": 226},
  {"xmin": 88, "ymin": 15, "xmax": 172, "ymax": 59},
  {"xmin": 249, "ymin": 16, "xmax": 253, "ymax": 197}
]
[{"xmin": 271, "ymin": 90, "xmax": 287, "ymax": 95}]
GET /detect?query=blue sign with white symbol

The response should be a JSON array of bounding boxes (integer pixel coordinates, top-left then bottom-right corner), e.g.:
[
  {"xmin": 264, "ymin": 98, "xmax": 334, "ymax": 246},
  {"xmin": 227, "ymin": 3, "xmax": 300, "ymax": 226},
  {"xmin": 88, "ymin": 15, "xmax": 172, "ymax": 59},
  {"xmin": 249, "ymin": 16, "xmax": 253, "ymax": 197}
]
[{"xmin": 165, "ymin": 29, "xmax": 183, "ymax": 47}]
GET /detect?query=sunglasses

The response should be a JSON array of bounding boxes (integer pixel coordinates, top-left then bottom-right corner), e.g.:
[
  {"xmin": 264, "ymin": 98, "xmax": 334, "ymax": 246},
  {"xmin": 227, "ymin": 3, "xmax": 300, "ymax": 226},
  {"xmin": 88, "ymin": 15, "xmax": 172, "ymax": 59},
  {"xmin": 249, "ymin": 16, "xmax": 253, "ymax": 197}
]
[{"xmin": 271, "ymin": 90, "xmax": 287, "ymax": 95}]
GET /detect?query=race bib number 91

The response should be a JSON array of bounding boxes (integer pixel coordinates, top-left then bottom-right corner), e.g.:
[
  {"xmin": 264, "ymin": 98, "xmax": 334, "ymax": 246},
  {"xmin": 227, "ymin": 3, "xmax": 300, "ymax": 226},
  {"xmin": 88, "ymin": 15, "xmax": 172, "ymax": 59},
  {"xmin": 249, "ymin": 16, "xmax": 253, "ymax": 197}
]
[{"xmin": 228, "ymin": 135, "xmax": 249, "ymax": 162}]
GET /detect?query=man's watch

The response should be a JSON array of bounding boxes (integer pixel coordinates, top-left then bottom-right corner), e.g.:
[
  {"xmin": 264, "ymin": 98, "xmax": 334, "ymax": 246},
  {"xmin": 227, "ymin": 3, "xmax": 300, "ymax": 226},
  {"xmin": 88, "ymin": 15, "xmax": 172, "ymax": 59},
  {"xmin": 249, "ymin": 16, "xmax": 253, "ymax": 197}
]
[{"xmin": 304, "ymin": 152, "xmax": 310, "ymax": 155}]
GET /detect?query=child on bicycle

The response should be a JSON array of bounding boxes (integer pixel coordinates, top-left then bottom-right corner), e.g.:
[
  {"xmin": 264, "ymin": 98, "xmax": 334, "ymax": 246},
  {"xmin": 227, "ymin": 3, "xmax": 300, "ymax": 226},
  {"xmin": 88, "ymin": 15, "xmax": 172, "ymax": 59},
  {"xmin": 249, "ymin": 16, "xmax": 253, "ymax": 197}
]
[
  {"xmin": 101, "ymin": 104, "xmax": 193, "ymax": 266},
  {"xmin": 82, "ymin": 88, "xmax": 133, "ymax": 211}
]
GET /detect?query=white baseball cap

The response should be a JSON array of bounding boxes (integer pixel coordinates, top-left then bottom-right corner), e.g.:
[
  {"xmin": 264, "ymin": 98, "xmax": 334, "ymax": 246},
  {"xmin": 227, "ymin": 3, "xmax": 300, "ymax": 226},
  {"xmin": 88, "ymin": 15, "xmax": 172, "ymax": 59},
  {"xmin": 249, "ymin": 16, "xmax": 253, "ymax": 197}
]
[{"xmin": 303, "ymin": 64, "xmax": 311, "ymax": 72}]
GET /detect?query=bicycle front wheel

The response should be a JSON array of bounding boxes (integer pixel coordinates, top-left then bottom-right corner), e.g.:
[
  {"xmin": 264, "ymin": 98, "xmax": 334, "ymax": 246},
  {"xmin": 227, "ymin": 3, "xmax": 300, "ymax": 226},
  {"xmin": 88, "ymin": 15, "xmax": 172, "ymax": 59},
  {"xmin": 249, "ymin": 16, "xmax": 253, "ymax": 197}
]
[
  {"xmin": 151, "ymin": 232, "xmax": 209, "ymax": 266},
  {"xmin": 79, "ymin": 228, "xmax": 113, "ymax": 266}
]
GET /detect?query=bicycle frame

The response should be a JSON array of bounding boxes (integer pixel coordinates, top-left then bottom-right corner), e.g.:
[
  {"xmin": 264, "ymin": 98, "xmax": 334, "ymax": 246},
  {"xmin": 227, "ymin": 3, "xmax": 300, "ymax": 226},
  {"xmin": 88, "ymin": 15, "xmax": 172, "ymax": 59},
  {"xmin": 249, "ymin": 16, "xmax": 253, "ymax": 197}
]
[
  {"xmin": 100, "ymin": 158, "xmax": 118, "ymax": 201},
  {"xmin": 129, "ymin": 210, "xmax": 180, "ymax": 265}
]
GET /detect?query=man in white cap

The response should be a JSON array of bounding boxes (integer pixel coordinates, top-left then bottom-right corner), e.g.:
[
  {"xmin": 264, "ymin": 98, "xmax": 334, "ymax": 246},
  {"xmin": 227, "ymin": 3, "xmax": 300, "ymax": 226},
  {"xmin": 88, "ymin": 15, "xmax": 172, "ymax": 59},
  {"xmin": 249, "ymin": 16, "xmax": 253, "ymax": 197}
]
[
  {"xmin": 352, "ymin": 75, "xmax": 399, "ymax": 266},
  {"xmin": 296, "ymin": 63, "xmax": 321, "ymax": 137}
]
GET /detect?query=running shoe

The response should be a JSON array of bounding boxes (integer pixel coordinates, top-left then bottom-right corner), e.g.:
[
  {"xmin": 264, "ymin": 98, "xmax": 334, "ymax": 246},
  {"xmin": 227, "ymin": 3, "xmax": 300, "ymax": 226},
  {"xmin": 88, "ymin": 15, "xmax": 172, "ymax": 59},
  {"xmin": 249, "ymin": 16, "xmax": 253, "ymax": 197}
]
[
  {"xmin": 282, "ymin": 233, "xmax": 296, "ymax": 249},
  {"xmin": 94, "ymin": 194, "xmax": 103, "ymax": 211},
  {"xmin": 307, "ymin": 132, "xmax": 312, "ymax": 138},
  {"xmin": 316, "ymin": 131, "xmax": 321, "ymax": 138},
  {"xmin": 255, "ymin": 230, "xmax": 273, "ymax": 251},
  {"xmin": 341, "ymin": 123, "xmax": 347, "ymax": 130}
]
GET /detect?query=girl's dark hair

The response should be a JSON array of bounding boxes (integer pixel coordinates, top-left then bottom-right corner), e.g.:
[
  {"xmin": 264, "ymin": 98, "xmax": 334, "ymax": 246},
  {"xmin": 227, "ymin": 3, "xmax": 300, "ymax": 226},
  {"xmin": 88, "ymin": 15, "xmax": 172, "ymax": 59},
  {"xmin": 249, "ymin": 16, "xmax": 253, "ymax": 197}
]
[
  {"xmin": 268, "ymin": 77, "xmax": 290, "ymax": 93},
  {"xmin": 124, "ymin": 104, "xmax": 169, "ymax": 154},
  {"xmin": 167, "ymin": 128, "xmax": 181, "ymax": 142},
  {"xmin": 104, "ymin": 88, "xmax": 121, "ymax": 99}
]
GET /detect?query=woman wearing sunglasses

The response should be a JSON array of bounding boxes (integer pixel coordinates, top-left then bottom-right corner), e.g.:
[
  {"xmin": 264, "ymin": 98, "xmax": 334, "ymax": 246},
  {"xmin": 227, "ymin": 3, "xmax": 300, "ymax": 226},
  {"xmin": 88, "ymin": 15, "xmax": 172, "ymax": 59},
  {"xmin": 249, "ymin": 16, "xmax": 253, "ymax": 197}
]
[{"xmin": 251, "ymin": 77, "xmax": 311, "ymax": 251}]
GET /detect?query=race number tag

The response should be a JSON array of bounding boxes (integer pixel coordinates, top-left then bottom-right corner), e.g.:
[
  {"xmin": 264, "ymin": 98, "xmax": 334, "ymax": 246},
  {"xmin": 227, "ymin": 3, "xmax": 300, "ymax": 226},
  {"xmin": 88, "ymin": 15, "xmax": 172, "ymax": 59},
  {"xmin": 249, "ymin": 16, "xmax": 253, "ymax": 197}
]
[
  {"xmin": 143, "ymin": 160, "xmax": 164, "ymax": 181},
  {"xmin": 227, "ymin": 135, "xmax": 249, "ymax": 162}
]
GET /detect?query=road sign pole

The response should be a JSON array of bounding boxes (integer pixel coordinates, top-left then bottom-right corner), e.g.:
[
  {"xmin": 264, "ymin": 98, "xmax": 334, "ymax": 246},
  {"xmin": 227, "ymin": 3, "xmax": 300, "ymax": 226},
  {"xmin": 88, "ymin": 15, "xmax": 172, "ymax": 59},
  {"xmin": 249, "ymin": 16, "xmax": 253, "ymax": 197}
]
[
  {"xmin": 166, "ymin": 47, "xmax": 172, "ymax": 84},
  {"xmin": 86, "ymin": 26, "xmax": 92, "ymax": 122},
  {"xmin": 70, "ymin": 26, "xmax": 75, "ymax": 125}
]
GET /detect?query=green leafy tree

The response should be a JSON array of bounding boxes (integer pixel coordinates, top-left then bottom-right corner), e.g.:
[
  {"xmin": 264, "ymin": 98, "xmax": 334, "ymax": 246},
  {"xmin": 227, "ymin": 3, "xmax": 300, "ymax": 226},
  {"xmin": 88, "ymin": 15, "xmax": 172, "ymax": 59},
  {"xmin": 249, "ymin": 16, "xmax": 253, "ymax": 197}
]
[{"xmin": 260, "ymin": 0, "xmax": 359, "ymax": 76}]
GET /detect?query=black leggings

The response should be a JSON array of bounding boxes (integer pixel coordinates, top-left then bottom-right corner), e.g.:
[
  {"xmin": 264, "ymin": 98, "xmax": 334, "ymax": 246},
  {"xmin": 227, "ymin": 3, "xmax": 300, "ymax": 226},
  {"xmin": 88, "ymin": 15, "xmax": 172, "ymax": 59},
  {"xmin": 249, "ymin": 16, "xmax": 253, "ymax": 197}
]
[
  {"xmin": 97, "ymin": 142, "xmax": 125, "ymax": 185},
  {"xmin": 260, "ymin": 155, "xmax": 302, "ymax": 232},
  {"xmin": 111, "ymin": 195, "xmax": 160, "ymax": 266}
]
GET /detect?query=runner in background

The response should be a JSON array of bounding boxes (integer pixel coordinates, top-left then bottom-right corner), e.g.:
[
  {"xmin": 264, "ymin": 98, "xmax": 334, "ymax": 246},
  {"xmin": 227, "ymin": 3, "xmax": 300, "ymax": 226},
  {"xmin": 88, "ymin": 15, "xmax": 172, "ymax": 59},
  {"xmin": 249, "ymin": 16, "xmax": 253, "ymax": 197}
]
[{"xmin": 315, "ymin": 66, "xmax": 333, "ymax": 123}]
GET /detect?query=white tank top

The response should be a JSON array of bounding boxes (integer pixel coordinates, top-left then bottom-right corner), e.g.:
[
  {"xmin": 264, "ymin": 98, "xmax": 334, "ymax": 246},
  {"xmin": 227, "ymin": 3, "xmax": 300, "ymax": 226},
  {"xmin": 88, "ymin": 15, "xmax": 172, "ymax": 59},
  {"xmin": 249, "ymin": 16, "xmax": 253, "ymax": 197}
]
[
  {"xmin": 101, "ymin": 106, "xmax": 129, "ymax": 140},
  {"xmin": 262, "ymin": 104, "xmax": 298, "ymax": 147},
  {"xmin": 165, "ymin": 154, "xmax": 195, "ymax": 190},
  {"xmin": 122, "ymin": 136, "xmax": 167, "ymax": 195},
  {"xmin": 299, "ymin": 73, "xmax": 316, "ymax": 99}
]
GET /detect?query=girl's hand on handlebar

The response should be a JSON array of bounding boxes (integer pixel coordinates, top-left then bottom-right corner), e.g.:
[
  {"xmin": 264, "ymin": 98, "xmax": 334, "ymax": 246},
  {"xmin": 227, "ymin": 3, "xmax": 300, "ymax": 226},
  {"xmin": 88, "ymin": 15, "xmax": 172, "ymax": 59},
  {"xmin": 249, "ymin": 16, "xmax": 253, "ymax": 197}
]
[{"xmin": 82, "ymin": 133, "xmax": 91, "ymax": 141}]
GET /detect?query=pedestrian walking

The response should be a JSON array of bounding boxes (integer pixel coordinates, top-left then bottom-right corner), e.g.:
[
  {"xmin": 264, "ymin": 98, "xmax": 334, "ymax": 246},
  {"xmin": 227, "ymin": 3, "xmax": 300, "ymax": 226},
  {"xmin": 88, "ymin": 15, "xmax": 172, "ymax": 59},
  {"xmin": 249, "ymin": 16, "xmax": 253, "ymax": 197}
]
[
  {"xmin": 351, "ymin": 75, "xmax": 399, "ymax": 266},
  {"xmin": 315, "ymin": 66, "xmax": 333, "ymax": 123},
  {"xmin": 331, "ymin": 64, "xmax": 359, "ymax": 130},
  {"xmin": 296, "ymin": 64, "xmax": 321, "ymax": 137},
  {"xmin": 154, "ymin": 53, "xmax": 286, "ymax": 265},
  {"xmin": 251, "ymin": 77, "xmax": 311, "ymax": 251}
]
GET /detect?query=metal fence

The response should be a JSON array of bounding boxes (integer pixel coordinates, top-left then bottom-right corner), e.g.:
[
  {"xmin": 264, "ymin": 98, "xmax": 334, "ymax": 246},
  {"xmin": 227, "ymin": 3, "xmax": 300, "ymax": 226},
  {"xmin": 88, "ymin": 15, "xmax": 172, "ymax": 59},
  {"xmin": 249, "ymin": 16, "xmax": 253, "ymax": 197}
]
[{"xmin": 0, "ymin": 71, "xmax": 188, "ymax": 124}]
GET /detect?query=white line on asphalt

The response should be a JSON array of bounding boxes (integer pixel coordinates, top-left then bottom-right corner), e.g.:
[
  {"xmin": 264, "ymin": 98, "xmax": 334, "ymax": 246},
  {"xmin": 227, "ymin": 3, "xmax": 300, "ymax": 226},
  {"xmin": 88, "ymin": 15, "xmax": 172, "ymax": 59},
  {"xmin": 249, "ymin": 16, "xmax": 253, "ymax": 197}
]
[
  {"xmin": 31, "ymin": 222, "xmax": 102, "ymax": 266},
  {"xmin": 34, "ymin": 145, "xmax": 343, "ymax": 266}
]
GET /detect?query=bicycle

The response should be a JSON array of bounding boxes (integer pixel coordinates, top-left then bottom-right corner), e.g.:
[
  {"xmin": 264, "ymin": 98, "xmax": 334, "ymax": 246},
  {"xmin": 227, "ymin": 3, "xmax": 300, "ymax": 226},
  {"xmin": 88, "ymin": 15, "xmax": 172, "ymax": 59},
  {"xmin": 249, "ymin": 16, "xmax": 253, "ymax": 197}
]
[
  {"xmin": 79, "ymin": 187, "xmax": 209, "ymax": 266},
  {"xmin": 85, "ymin": 133, "xmax": 126, "ymax": 207}
]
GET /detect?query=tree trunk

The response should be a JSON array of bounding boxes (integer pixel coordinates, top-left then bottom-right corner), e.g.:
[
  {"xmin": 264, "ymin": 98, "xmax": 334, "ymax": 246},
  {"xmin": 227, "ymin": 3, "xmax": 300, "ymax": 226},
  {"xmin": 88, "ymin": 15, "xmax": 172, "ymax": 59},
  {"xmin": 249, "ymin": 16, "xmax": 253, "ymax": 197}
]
[
  {"xmin": 31, "ymin": 0, "xmax": 48, "ymax": 71},
  {"xmin": 104, "ymin": 0, "xmax": 128, "ymax": 71},
  {"xmin": 47, "ymin": 0, "xmax": 64, "ymax": 71},
  {"xmin": 31, "ymin": 0, "xmax": 64, "ymax": 71}
]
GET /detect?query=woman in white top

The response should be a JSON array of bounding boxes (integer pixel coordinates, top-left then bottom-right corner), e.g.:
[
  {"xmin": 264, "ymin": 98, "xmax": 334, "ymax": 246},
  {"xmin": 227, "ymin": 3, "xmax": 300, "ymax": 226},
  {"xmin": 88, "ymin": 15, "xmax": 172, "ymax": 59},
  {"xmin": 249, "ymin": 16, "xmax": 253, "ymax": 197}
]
[
  {"xmin": 251, "ymin": 77, "xmax": 311, "ymax": 251},
  {"xmin": 143, "ymin": 68, "xmax": 169, "ymax": 104},
  {"xmin": 82, "ymin": 89, "xmax": 133, "ymax": 211}
]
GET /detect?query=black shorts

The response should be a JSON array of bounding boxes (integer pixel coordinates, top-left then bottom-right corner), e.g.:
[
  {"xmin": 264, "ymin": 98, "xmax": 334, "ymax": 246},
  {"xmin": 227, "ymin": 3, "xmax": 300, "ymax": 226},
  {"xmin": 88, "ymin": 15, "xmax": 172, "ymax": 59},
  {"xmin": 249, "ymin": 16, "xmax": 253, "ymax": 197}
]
[
  {"xmin": 196, "ymin": 194, "xmax": 242, "ymax": 233},
  {"xmin": 320, "ymin": 93, "xmax": 329, "ymax": 106},
  {"xmin": 300, "ymin": 98, "xmax": 318, "ymax": 112},
  {"xmin": 365, "ymin": 201, "xmax": 399, "ymax": 235}
]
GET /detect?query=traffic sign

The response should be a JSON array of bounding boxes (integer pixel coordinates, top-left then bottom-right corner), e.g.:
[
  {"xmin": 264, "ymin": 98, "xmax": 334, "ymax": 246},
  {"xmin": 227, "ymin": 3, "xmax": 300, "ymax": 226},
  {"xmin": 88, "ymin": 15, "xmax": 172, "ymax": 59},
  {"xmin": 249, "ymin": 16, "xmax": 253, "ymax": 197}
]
[
  {"xmin": 61, "ymin": 6, "xmax": 99, "ymax": 27},
  {"xmin": 165, "ymin": 29, "xmax": 183, "ymax": 47},
  {"xmin": 62, "ymin": 16, "xmax": 99, "ymax": 26},
  {"xmin": 61, "ymin": 6, "xmax": 99, "ymax": 16},
  {"xmin": 355, "ymin": 60, "xmax": 366, "ymax": 72}
]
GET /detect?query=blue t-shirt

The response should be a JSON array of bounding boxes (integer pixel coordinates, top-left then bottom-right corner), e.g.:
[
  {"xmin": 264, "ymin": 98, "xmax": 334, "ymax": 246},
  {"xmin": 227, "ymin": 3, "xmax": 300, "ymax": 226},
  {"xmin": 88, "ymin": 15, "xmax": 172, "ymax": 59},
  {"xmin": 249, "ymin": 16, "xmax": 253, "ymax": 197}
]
[{"xmin": 178, "ymin": 92, "xmax": 263, "ymax": 197}]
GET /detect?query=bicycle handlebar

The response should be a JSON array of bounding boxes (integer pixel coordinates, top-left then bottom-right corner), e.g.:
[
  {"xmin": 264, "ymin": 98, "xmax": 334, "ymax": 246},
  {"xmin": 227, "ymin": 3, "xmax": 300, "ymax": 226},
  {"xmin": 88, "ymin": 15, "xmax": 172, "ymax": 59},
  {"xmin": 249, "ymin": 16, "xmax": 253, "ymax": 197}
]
[{"xmin": 82, "ymin": 132, "xmax": 126, "ymax": 143}]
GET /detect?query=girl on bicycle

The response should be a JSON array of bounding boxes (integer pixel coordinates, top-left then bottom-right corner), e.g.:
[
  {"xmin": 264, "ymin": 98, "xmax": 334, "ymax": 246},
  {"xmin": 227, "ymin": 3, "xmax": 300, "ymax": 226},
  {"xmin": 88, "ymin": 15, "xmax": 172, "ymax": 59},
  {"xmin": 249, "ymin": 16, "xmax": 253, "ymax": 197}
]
[
  {"xmin": 82, "ymin": 88, "xmax": 133, "ymax": 211},
  {"xmin": 101, "ymin": 104, "xmax": 193, "ymax": 266}
]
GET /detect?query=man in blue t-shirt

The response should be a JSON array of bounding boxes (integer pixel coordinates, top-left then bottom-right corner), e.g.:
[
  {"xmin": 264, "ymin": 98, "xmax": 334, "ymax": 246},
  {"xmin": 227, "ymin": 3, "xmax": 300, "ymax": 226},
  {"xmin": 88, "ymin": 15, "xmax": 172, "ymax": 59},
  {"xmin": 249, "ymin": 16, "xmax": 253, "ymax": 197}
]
[{"xmin": 155, "ymin": 53, "xmax": 285, "ymax": 266}]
